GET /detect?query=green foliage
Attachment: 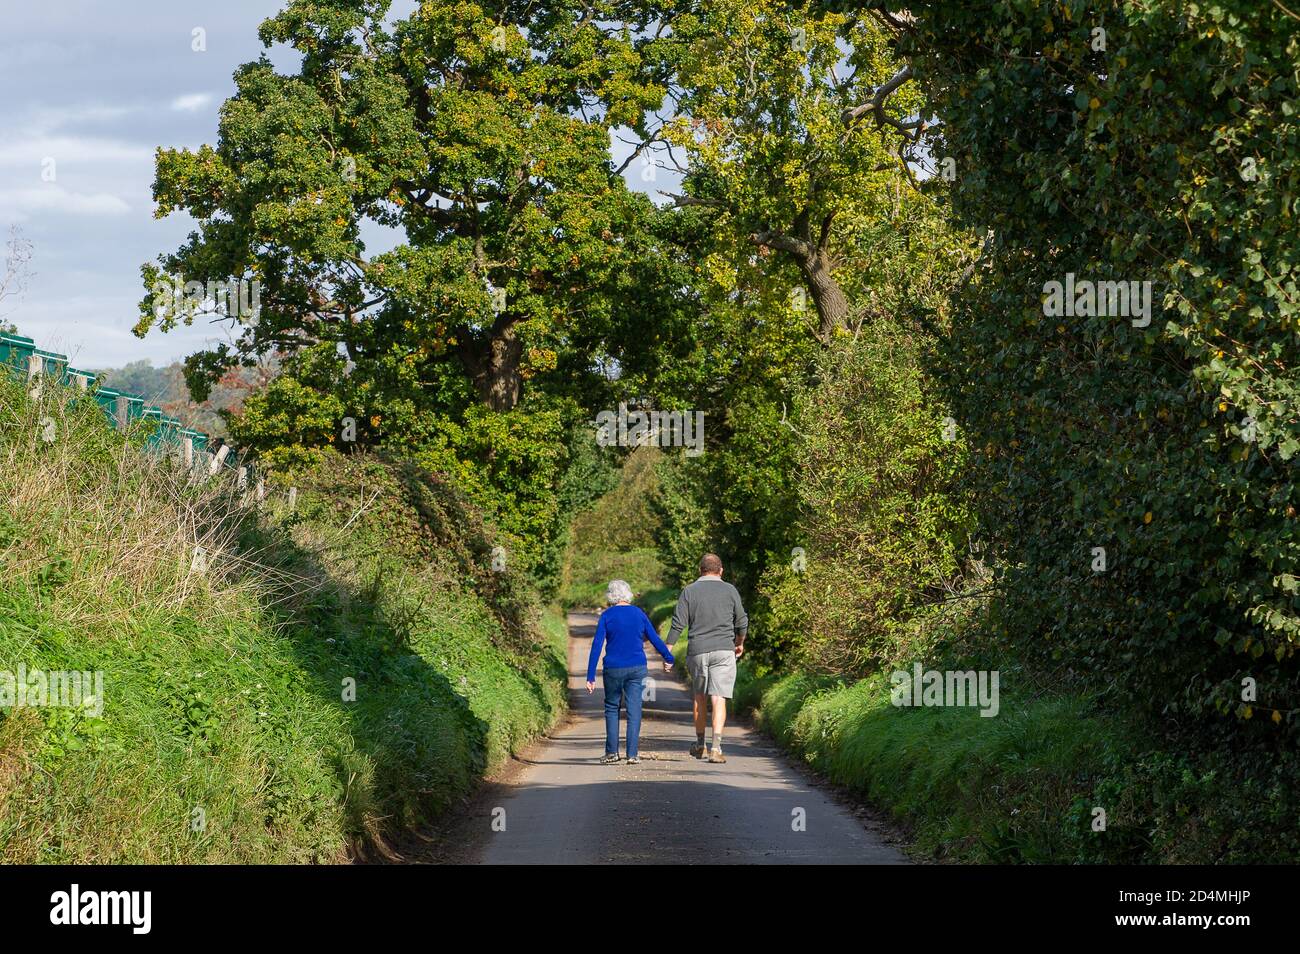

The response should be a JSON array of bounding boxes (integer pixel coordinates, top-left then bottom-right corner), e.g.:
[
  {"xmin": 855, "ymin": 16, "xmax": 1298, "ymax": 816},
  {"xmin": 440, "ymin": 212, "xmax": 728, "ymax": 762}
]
[
  {"xmin": 561, "ymin": 446, "xmax": 667, "ymax": 608},
  {"xmin": 662, "ymin": 0, "xmax": 963, "ymax": 337},
  {"xmin": 228, "ymin": 341, "xmax": 581, "ymax": 592},
  {"xmin": 643, "ymin": 239, "xmax": 818, "ymax": 664},
  {"xmin": 650, "ymin": 382, "xmax": 807, "ymax": 666},
  {"xmin": 760, "ymin": 324, "xmax": 975, "ymax": 675},
  {"xmin": 561, "ymin": 549, "xmax": 665, "ymax": 610},
  {"xmin": 139, "ymin": 0, "xmax": 668, "ymax": 414},
  {"xmin": 134, "ymin": 0, "xmax": 683, "ymax": 603},
  {"xmin": 647, "ymin": 1, "xmax": 969, "ymax": 670},
  {"xmin": 650, "ymin": 451, "xmax": 714, "ymax": 588},
  {"xmin": 903, "ymin": 0, "xmax": 1300, "ymax": 728},
  {"xmin": 569, "ymin": 445, "xmax": 663, "ymax": 553}
]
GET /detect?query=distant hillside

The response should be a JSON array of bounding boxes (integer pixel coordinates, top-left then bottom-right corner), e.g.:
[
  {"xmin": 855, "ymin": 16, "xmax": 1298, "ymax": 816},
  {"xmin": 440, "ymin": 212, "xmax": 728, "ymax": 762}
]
[{"xmin": 96, "ymin": 358, "xmax": 277, "ymax": 440}]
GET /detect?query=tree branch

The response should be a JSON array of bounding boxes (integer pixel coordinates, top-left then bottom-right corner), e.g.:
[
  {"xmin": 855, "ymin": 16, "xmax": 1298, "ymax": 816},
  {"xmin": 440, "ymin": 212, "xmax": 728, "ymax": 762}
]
[
  {"xmin": 660, "ymin": 191, "xmax": 729, "ymax": 210},
  {"xmin": 869, "ymin": 9, "xmax": 918, "ymax": 35},
  {"xmin": 748, "ymin": 230, "xmax": 813, "ymax": 259},
  {"xmin": 841, "ymin": 64, "xmax": 915, "ymax": 129},
  {"xmin": 818, "ymin": 211, "xmax": 836, "ymax": 252}
]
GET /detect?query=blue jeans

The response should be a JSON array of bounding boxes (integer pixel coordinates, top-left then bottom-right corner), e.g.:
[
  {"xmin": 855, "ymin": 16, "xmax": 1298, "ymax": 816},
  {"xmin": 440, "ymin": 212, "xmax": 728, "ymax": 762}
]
[{"xmin": 602, "ymin": 665, "xmax": 647, "ymax": 758}]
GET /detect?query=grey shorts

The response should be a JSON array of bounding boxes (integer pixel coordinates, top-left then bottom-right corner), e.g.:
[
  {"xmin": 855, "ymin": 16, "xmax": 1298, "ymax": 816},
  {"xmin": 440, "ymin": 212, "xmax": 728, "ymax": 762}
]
[{"xmin": 688, "ymin": 650, "xmax": 737, "ymax": 699}]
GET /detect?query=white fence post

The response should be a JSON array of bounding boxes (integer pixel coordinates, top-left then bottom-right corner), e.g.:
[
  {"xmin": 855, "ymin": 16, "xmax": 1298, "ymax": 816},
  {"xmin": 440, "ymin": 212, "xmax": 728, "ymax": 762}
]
[
  {"xmin": 26, "ymin": 355, "xmax": 42, "ymax": 399},
  {"xmin": 208, "ymin": 444, "xmax": 231, "ymax": 476}
]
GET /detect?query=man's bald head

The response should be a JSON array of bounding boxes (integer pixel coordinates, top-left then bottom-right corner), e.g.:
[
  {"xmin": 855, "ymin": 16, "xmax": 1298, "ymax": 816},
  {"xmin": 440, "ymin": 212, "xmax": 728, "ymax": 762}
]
[{"xmin": 699, "ymin": 553, "xmax": 723, "ymax": 576}]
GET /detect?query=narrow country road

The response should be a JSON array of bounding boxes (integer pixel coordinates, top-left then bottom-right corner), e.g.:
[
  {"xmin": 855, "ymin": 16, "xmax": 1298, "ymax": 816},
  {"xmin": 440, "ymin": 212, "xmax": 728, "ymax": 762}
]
[{"xmin": 473, "ymin": 613, "xmax": 908, "ymax": 865}]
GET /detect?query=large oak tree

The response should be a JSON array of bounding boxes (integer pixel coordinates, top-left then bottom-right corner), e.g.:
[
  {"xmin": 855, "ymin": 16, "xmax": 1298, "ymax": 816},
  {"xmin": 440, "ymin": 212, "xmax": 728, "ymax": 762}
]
[{"xmin": 139, "ymin": 0, "xmax": 669, "ymax": 412}]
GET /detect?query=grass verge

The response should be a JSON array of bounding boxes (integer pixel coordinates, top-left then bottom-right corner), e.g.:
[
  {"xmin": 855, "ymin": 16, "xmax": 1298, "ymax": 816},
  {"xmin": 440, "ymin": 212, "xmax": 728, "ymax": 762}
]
[
  {"xmin": 733, "ymin": 663, "xmax": 1300, "ymax": 863},
  {"xmin": 0, "ymin": 375, "xmax": 566, "ymax": 862}
]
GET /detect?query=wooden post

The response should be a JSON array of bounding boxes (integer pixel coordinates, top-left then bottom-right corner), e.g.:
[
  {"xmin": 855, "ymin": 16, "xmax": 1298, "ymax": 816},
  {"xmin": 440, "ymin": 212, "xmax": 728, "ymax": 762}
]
[
  {"xmin": 182, "ymin": 437, "xmax": 194, "ymax": 469},
  {"xmin": 208, "ymin": 444, "xmax": 231, "ymax": 476}
]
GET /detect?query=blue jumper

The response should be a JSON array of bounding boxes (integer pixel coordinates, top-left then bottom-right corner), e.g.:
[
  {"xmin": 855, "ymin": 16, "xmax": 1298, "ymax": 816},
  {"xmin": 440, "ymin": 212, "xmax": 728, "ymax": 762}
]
[{"xmin": 586, "ymin": 604, "xmax": 674, "ymax": 682}]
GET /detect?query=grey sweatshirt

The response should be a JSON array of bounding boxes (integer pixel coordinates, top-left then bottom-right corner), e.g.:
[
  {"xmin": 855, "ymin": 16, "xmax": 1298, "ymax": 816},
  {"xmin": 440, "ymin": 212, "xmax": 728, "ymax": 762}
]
[{"xmin": 666, "ymin": 577, "xmax": 749, "ymax": 656}]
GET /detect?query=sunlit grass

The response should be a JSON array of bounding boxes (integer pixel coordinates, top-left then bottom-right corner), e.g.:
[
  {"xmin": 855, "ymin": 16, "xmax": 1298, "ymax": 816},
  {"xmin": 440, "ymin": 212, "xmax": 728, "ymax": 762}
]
[{"xmin": 0, "ymin": 375, "xmax": 565, "ymax": 863}]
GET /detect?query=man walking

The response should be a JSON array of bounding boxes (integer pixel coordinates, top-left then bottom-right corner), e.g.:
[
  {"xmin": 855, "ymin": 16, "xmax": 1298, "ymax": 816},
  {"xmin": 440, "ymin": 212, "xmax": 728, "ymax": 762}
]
[{"xmin": 666, "ymin": 553, "xmax": 748, "ymax": 764}]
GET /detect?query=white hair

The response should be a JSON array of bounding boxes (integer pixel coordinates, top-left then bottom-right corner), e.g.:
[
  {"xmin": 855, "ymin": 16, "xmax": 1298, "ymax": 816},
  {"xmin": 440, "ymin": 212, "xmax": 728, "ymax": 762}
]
[{"xmin": 606, "ymin": 579, "xmax": 634, "ymax": 605}]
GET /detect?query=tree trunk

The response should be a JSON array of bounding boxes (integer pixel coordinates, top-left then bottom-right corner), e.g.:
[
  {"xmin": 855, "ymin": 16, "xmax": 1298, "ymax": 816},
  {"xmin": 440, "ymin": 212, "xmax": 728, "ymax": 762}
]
[
  {"xmin": 458, "ymin": 314, "xmax": 524, "ymax": 411},
  {"xmin": 799, "ymin": 249, "xmax": 850, "ymax": 343},
  {"xmin": 749, "ymin": 228, "xmax": 851, "ymax": 345}
]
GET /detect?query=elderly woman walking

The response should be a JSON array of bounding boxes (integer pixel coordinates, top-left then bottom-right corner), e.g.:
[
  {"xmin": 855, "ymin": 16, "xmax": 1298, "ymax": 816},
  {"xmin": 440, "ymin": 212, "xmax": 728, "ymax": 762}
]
[{"xmin": 585, "ymin": 580, "xmax": 675, "ymax": 764}]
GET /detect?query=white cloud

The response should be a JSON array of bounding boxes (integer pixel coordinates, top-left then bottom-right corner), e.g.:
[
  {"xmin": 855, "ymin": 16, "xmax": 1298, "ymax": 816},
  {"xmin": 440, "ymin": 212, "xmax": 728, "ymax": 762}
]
[
  {"xmin": 171, "ymin": 93, "xmax": 213, "ymax": 113},
  {"xmin": 0, "ymin": 185, "xmax": 131, "ymax": 219},
  {"xmin": 0, "ymin": 135, "xmax": 154, "ymax": 167},
  {"xmin": 22, "ymin": 103, "xmax": 136, "ymax": 135}
]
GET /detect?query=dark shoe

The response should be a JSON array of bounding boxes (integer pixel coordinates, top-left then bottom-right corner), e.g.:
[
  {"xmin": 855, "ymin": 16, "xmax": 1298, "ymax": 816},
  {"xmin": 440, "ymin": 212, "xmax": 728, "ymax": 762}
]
[
  {"xmin": 689, "ymin": 742, "xmax": 707, "ymax": 759},
  {"xmin": 599, "ymin": 754, "xmax": 620, "ymax": 764},
  {"xmin": 708, "ymin": 749, "xmax": 726, "ymax": 763}
]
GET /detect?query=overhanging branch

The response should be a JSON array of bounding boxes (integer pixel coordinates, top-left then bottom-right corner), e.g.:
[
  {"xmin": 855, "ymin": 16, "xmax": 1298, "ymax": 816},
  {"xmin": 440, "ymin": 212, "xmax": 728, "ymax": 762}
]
[
  {"xmin": 841, "ymin": 64, "xmax": 915, "ymax": 132},
  {"xmin": 749, "ymin": 230, "xmax": 813, "ymax": 259}
]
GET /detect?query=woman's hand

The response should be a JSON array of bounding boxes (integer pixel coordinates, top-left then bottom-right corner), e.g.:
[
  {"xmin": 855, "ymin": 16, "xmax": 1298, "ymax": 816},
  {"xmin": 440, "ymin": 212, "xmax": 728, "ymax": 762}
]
[
  {"xmin": 663, "ymin": 661, "xmax": 673, "ymax": 672},
  {"xmin": 586, "ymin": 680, "xmax": 595, "ymax": 694}
]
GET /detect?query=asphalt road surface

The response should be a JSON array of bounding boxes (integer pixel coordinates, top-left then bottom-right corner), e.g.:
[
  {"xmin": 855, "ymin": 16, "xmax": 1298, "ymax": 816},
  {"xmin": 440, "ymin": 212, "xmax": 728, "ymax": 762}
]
[{"xmin": 474, "ymin": 612, "xmax": 908, "ymax": 865}]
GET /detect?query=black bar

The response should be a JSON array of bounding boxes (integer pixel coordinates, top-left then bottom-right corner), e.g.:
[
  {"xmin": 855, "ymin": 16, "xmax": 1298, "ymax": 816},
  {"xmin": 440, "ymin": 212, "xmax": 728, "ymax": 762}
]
[{"xmin": 0, "ymin": 864, "xmax": 1285, "ymax": 939}]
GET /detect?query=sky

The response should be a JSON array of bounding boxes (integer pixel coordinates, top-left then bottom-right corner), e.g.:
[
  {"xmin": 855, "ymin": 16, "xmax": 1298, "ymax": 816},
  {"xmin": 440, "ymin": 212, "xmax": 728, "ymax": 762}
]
[{"xmin": 0, "ymin": 1, "xmax": 667, "ymax": 370}]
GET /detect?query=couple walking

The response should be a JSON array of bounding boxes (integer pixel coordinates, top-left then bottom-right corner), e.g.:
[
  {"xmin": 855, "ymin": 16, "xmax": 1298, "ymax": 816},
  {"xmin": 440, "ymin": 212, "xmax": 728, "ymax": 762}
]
[{"xmin": 585, "ymin": 553, "xmax": 748, "ymax": 765}]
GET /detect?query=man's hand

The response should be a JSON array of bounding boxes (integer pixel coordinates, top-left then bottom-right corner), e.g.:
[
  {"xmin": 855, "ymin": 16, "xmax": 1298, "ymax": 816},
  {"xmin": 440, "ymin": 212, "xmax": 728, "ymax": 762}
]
[
  {"xmin": 734, "ymin": 643, "xmax": 745, "ymax": 658},
  {"xmin": 664, "ymin": 661, "xmax": 673, "ymax": 672},
  {"xmin": 586, "ymin": 680, "xmax": 595, "ymax": 694}
]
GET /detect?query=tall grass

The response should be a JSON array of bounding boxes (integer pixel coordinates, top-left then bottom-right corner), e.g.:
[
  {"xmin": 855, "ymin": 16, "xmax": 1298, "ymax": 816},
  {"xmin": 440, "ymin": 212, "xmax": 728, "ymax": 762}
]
[{"xmin": 0, "ymin": 374, "xmax": 565, "ymax": 862}]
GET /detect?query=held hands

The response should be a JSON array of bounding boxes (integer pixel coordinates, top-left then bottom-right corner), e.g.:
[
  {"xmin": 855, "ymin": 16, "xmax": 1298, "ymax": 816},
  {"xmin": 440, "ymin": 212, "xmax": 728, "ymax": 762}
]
[
  {"xmin": 664, "ymin": 661, "xmax": 673, "ymax": 672},
  {"xmin": 586, "ymin": 680, "xmax": 595, "ymax": 694}
]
